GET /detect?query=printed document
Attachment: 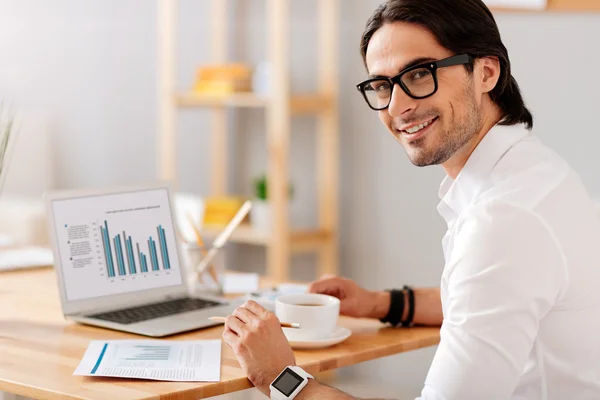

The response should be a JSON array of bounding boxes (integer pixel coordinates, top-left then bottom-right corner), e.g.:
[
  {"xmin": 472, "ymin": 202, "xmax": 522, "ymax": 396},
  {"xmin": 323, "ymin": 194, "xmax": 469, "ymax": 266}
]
[{"xmin": 74, "ymin": 340, "xmax": 221, "ymax": 381}]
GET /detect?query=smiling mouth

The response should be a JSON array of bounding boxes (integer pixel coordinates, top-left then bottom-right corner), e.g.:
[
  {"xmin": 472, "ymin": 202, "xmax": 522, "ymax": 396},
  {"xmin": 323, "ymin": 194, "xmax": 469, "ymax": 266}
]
[
  {"xmin": 401, "ymin": 117, "xmax": 437, "ymax": 134},
  {"xmin": 397, "ymin": 117, "xmax": 438, "ymax": 142}
]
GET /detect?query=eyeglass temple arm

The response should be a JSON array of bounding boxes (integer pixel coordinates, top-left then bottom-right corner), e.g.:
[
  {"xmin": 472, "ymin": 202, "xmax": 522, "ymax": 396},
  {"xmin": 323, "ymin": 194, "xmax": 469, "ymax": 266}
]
[{"xmin": 436, "ymin": 54, "xmax": 473, "ymax": 69}]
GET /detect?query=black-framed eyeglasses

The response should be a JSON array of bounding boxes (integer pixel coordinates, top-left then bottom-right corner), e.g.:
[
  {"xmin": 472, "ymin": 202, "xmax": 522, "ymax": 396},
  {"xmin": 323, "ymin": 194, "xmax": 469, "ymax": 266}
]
[{"xmin": 356, "ymin": 54, "xmax": 473, "ymax": 111}]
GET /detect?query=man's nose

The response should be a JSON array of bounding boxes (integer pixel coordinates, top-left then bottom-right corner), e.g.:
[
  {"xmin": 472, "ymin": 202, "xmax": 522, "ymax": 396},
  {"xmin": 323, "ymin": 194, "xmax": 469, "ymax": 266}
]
[{"xmin": 387, "ymin": 83, "xmax": 417, "ymax": 117}]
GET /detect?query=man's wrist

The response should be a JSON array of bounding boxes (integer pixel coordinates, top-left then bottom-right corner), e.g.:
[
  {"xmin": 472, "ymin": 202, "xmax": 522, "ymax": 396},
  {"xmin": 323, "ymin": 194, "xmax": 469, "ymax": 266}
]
[
  {"xmin": 294, "ymin": 379, "xmax": 320, "ymax": 399},
  {"xmin": 295, "ymin": 378, "xmax": 356, "ymax": 399},
  {"xmin": 269, "ymin": 366, "xmax": 312, "ymax": 399},
  {"xmin": 370, "ymin": 291, "xmax": 391, "ymax": 319}
]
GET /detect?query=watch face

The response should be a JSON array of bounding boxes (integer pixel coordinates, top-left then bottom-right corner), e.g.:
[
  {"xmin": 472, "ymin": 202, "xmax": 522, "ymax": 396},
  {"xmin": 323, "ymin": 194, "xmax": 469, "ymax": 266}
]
[{"xmin": 272, "ymin": 367, "xmax": 304, "ymax": 396}]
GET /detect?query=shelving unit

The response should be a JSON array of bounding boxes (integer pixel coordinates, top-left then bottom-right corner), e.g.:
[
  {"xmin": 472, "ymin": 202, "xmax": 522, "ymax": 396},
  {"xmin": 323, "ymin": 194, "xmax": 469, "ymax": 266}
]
[
  {"xmin": 176, "ymin": 92, "xmax": 333, "ymax": 114},
  {"xmin": 157, "ymin": 0, "xmax": 340, "ymax": 282}
]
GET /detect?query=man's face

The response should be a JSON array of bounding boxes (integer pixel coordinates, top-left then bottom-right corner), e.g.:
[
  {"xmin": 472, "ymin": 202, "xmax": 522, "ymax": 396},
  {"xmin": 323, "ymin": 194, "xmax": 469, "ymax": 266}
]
[{"xmin": 365, "ymin": 22, "xmax": 483, "ymax": 167}]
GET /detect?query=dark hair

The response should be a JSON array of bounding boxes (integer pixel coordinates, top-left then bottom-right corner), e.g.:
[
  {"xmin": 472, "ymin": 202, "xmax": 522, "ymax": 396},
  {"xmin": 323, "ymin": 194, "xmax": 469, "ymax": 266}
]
[{"xmin": 360, "ymin": 0, "xmax": 533, "ymax": 130}]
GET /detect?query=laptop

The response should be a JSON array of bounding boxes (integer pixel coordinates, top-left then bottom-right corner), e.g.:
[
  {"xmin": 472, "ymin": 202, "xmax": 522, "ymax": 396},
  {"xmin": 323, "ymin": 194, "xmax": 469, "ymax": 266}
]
[{"xmin": 44, "ymin": 184, "xmax": 234, "ymax": 337}]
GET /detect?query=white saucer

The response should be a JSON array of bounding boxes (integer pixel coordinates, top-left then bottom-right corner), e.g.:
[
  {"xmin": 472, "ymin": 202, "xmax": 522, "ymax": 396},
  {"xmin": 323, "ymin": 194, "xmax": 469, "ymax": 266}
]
[{"xmin": 286, "ymin": 326, "xmax": 352, "ymax": 350}]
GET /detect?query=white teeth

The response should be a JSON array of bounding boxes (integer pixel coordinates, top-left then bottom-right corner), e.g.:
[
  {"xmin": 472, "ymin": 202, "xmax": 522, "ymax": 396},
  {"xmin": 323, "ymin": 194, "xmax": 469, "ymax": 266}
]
[{"xmin": 405, "ymin": 119, "xmax": 433, "ymax": 134}]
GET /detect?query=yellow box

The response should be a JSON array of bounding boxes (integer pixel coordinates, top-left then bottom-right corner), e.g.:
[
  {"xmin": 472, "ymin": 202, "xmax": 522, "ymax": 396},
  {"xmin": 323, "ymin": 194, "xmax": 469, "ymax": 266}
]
[
  {"xmin": 196, "ymin": 63, "xmax": 252, "ymax": 80},
  {"xmin": 202, "ymin": 196, "xmax": 248, "ymax": 227},
  {"xmin": 193, "ymin": 79, "xmax": 251, "ymax": 94},
  {"xmin": 193, "ymin": 63, "xmax": 253, "ymax": 94}
]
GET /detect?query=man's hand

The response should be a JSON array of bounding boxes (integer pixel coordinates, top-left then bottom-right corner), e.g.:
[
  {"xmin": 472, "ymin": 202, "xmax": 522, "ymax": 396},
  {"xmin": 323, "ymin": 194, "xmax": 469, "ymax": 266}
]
[
  {"xmin": 222, "ymin": 300, "xmax": 296, "ymax": 396},
  {"xmin": 308, "ymin": 276, "xmax": 390, "ymax": 319}
]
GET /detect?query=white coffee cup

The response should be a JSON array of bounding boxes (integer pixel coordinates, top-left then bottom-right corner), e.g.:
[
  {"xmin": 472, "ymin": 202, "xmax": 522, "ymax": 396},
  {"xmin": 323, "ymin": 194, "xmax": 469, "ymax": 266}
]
[{"xmin": 275, "ymin": 293, "xmax": 340, "ymax": 341}]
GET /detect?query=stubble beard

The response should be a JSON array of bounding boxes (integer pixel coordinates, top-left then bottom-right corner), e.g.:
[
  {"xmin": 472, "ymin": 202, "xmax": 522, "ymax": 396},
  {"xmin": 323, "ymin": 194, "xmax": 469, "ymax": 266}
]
[{"xmin": 405, "ymin": 83, "xmax": 482, "ymax": 167}]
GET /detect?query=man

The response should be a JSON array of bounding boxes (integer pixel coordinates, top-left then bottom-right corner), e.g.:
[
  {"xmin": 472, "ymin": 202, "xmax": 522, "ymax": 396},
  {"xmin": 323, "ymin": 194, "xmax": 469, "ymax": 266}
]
[{"xmin": 222, "ymin": 0, "xmax": 600, "ymax": 398}]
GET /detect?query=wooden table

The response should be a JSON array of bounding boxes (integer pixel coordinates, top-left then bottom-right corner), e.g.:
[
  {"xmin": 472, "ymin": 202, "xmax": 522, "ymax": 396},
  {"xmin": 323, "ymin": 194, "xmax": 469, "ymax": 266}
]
[{"xmin": 0, "ymin": 268, "xmax": 440, "ymax": 400}]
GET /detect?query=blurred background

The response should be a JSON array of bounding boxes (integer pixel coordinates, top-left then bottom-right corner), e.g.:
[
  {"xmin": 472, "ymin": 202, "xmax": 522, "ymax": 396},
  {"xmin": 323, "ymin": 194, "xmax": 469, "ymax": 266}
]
[{"xmin": 1, "ymin": 0, "xmax": 599, "ymax": 399}]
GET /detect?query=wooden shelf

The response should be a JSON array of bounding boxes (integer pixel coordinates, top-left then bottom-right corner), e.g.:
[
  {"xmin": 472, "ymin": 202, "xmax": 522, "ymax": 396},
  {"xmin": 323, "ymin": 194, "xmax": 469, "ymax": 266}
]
[
  {"xmin": 159, "ymin": 0, "xmax": 340, "ymax": 281},
  {"xmin": 200, "ymin": 224, "xmax": 333, "ymax": 251},
  {"xmin": 176, "ymin": 92, "xmax": 268, "ymax": 108},
  {"xmin": 175, "ymin": 92, "xmax": 332, "ymax": 115},
  {"xmin": 201, "ymin": 224, "xmax": 269, "ymax": 245}
]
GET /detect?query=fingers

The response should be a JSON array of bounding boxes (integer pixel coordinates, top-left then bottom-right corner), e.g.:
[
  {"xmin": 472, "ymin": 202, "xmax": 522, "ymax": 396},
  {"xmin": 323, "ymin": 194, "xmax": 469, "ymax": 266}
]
[
  {"xmin": 225, "ymin": 315, "xmax": 245, "ymax": 336},
  {"xmin": 233, "ymin": 306, "xmax": 255, "ymax": 325},
  {"xmin": 242, "ymin": 300, "xmax": 268, "ymax": 317},
  {"xmin": 222, "ymin": 327, "xmax": 243, "ymax": 353},
  {"xmin": 222, "ymin": 326, "xmax": 236, "ymax": 344},
  {"xmin": 225, "ymin": 301, "xmax": 269, "ymax": 335},
  {"xmin": 308, "ymin": 276, "xmax": 344, "ymax": 296},
  {"xmin": 238, "ymin": 301, "xmax": 282, "ymax": 333}
]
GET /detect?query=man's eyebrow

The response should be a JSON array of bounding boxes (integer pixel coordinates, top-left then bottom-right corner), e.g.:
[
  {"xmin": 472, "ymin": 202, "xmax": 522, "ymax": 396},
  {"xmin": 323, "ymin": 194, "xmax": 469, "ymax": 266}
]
[{"xmin": 368, "ymin": 57, "xmax": 437, "ymax": 78}]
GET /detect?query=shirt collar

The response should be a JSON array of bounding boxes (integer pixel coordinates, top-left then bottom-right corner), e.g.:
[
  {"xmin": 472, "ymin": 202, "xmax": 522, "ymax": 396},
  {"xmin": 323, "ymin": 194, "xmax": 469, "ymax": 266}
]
[{"xmin": 437, "ymin": 124, "xmax": 530, "ymax": 226}]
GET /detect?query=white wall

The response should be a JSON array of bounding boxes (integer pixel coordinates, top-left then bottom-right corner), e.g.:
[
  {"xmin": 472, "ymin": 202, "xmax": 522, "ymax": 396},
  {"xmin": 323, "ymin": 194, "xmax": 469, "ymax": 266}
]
[{"xmin": 1, "ymin": 1, "xmax": 600, "ymax": 399}]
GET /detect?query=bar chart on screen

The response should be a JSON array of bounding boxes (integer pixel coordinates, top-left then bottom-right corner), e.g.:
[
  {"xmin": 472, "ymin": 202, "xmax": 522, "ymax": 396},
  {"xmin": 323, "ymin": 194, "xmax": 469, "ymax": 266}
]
[
  {"xmin": 51, "ymin": 188, "xmax": 183, "ymax": 301},
  {"xmin": 99, "ymin": 220, "xmax": 172, "ymax": 278}
]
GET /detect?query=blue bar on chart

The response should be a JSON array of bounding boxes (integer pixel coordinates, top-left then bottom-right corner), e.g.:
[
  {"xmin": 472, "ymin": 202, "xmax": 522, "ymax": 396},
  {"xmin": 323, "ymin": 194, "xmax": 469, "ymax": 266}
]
[
  {"xmin": 157, "ymin": 225, "xmax": 171, "ymax": 270},
  {"xmin": 148, "ymin": 238, "xmax": 160, "ymax": 271},
  {"xmin": 100, "ymin": 226, "xmax": 114, "ymax": 277},
  {"xmin": 123, "ymin": 232, "xmax": 137, "ymax": 275},
  {"xmin": 101, "ymin": 221, "xmax": 172, "ymax": 276},
  {"xmin": 112, "ymin": 237, "xmax": 120, "ymax": 275},
  {"xmin": 137, "ymin": 242, "xmax": 148, "ymax": 273},
  {"xmin": 151, "ymin": 238, "xmax": 161, "ymax": 271},
  {"xmin": 101, "ymin": 222, "xmax": 116, "ymax": 278},
  {"xmin": 114, "ymin": 235, "xmax": 127, "ymax": 276},
  {"xmin": 118, "ymin": 235, "xmax": 127, "ymax": 276},
  {"xmin": 125, "ymin": 345, "xmax": 171, "ymax": 361}
]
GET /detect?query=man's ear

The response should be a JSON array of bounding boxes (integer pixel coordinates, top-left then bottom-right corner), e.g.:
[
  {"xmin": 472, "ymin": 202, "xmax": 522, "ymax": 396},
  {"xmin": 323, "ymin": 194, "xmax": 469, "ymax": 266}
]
[{"xmin": 478, "ymin": 56, "xmax": 501, "ymax": 94}]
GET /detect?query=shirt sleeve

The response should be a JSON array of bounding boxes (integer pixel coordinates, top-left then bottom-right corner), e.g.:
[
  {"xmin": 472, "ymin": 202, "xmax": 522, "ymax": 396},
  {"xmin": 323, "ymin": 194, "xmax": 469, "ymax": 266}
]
[{"xmin": 417, "ymin": 201, "xmax": 566, "ymax": 400}]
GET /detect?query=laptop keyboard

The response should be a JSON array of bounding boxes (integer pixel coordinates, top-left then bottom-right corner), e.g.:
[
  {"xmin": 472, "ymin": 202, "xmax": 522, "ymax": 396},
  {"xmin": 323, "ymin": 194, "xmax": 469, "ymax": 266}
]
[{"xmin": 87, "ymin": 298, "xmax": 226, "ymax": 325}]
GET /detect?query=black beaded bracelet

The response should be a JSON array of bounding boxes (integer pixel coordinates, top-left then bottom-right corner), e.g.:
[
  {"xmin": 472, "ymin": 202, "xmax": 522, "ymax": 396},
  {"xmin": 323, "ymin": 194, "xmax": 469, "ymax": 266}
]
[
  {"xmin": 402, "ymin": 285, "xmax": 415, "ymax": 327},
  {"xmin": 379, "ymin": 289, "xmax": 404, "ymax": 327}
]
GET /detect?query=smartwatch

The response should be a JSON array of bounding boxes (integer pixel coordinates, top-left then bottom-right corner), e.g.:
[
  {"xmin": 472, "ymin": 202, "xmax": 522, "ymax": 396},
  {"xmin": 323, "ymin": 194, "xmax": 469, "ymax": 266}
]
[{"xmin": 269, "ymin": 366, "xmax": 313, "ymax": 399}]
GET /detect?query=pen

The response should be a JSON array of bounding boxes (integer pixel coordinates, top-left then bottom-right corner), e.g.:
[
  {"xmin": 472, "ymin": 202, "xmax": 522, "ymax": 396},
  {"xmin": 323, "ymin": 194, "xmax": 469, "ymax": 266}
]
[
  {"xmin": 195, "ymin": 200, "xmax": 252, "ymax": 276},
  {"xmin": 186, "ymin": 213, "xmax": 220, "ymax": 285},
  {"xmin": 209, "ymin": 316, "xmax": 301, "ymax": 329}
]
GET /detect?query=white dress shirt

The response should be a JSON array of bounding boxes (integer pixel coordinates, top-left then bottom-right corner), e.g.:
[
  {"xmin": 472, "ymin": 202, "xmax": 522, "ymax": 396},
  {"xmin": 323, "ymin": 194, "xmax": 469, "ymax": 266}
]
[{"xmin": 418, "ymin": 125, "xmax": 600, "ymax": 400}]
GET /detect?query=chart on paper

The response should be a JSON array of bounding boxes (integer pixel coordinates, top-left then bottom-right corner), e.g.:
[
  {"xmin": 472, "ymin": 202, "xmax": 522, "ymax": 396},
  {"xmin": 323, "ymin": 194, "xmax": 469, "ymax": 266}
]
[
  {"xmin": 51, "ymin": 188, "xmax": 183, "ymax": 301},
  {"xmin": 74, "ymin": 340, "xmax": 221, "ymax": 382}
]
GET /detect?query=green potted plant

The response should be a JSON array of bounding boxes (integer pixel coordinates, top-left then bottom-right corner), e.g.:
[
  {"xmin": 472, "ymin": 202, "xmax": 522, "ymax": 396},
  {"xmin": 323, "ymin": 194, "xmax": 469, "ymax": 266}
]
[{"xmin": 250, "ymin": 174, "xmax": 293, "ymax": 232}]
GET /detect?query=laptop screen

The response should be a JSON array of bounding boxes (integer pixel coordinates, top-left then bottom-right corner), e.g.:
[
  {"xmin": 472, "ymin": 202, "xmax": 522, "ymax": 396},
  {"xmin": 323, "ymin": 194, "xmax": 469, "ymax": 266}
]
[{"xmin": 51, "ymin": 188, "xmax": 183, "ymax": 301}]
